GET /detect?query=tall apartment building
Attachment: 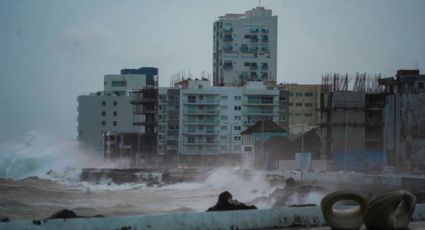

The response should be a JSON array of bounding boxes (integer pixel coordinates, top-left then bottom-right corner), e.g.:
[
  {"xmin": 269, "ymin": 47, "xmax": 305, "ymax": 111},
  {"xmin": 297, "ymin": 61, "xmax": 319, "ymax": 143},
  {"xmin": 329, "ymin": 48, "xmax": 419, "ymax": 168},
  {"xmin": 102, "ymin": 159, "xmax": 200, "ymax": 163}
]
[
  {"xmin": 177, "ymin": 79, "xmax": 280, "ymax": 159},
  {"xmin": 157, "ymin": 88, "xmax": 180, "ymax": 159},
  {"xmin": 281, "ymin": 84, "xmax": 321, "ymax": 133},
  {"xmin": 77, "ymin": 67, "xmax": 157, "ymax": 159},
  {"xmin": 213, "ymin": 7, "xmax": 277, "ymax": 87}
]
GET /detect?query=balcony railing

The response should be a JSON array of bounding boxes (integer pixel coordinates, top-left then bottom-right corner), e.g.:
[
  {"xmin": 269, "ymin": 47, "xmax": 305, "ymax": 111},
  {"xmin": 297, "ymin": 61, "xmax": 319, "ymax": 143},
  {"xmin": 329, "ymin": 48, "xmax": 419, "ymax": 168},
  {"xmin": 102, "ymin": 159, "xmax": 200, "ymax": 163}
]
[
  {"xmin": 183, "ymin": 99, "xmax": 220, "ymax": 105},
  {"xmin": 242, "ymin": 100, "xmax": 276, "ymax": 105},
  {"xmin": 183, "ymin": 130, "xmax": 219, "ymax": 135},
  {"xmin": 183, "ymin": 119, "xmax": 219, "ymax": 125},
  {"xmin": 182, "ymin": 141, "xmax": 219, "ymax": 146},
  {"xmin": 184, "ymin": 109, "xmax": 219, "ymax": 115}
]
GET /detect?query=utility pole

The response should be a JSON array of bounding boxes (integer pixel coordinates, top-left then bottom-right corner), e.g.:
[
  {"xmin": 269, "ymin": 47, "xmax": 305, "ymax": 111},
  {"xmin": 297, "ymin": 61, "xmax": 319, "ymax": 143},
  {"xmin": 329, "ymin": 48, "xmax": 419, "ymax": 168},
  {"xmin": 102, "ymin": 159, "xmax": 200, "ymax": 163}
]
[{"xmin": 344, "ymin": 110, "xmax": 348, "ymax": 172}]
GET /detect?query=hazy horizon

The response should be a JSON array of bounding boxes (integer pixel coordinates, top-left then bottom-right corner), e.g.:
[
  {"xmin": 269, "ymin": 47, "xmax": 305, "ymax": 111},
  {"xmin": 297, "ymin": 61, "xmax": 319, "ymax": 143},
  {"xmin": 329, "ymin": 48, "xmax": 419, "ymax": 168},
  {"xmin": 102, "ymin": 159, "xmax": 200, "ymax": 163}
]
[{"xmin": 1, "ymin": 0, "xmax": 424, "ymax": 142}]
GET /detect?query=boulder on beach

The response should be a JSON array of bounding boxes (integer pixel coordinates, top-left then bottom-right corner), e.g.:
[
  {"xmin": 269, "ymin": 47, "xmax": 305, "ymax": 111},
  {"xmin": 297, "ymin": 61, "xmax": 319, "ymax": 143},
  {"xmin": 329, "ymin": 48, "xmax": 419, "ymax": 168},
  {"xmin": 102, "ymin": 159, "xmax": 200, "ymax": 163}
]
[{"xmin": 207, "ymin": 191, "xmax": 257, "ymax": 212}]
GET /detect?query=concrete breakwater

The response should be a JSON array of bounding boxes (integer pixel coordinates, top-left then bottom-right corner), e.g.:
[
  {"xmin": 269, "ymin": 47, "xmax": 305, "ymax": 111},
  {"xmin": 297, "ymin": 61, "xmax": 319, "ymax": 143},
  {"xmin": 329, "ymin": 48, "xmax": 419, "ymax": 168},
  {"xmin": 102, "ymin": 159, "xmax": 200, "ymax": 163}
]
[
  {"xmin": 80, "ymin": 168, "xmax": 210, "ymax": 185},
  {"xmin": 1, "ymin": 205, "xmax": 425, "ymax": 230}
]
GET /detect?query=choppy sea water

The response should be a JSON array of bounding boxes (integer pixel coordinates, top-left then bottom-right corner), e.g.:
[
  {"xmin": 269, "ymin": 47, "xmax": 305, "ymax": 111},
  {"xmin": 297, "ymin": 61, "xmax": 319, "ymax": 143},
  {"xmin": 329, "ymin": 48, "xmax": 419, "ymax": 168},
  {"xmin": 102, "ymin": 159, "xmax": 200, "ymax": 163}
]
[{"xmin": 0, "ymin": 131, "xmax": 326, "ymax": 220}]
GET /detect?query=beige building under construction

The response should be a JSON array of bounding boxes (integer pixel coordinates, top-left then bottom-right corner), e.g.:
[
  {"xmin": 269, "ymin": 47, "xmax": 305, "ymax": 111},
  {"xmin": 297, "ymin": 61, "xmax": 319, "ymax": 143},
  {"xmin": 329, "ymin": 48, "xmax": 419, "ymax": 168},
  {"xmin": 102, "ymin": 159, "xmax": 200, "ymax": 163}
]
[{"xmin": 280, "ymin": 84, "xmax": 321, "ymax": 133}]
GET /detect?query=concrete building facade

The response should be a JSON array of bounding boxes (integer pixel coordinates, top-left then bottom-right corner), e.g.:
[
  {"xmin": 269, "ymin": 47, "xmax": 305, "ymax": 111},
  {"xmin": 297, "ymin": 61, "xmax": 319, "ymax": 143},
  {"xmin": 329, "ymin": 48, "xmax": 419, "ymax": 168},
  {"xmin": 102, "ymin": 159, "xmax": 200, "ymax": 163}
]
[
  {"xmin": 213, "ymin": 7, "xmax": 277, "ymax": 86},
  {"xmin": 380, "ymin": 70, "xmax": 425, "ymax": 171},
  {"xmin": 177, "ymin": 79, "xmax": 280, "ymax": 158},
  {"xmin": 281, "ymin": 84, "xmax": 321, "ymax": 134},
  {"xmin": 319, "ymin": 73, "xmax": 386, "ymax": 171},
  {"xmin": 77, "ymin": 67, "xmax": 158, "ymax": 159}
]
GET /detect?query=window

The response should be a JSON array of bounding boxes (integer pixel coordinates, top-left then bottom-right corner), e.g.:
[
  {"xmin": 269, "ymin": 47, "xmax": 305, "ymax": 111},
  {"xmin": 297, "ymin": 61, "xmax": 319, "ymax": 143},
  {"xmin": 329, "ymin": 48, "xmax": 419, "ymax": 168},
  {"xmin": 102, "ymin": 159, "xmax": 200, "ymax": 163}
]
[
  {"xmin": 289, "ymin": 103, "xmax": 293, "ymax": 106},
  {"xmin": 113, "ymin": 101, "xmax": 117, "ymax": 106},
  {"xmin": 234, "ymin": 126, "xmax": 241, "ymax": 131},
  {"xmin": 304, "ymin": 103, "xmax": 313, "ymax": 107},
  {"xmin": 113, "ymin": 121, "xmax": 117, "ymax": 126},
  {"xmin": 199, "ymin": 95, "xmax": 204, "ymax": 101},
  {"xmin": 234, "ymin": 116, "xmax": 241, "ymax": 120},
  {"xmin": 188, "ymin": 137, "xmax": 195, "ymax": 143},
  {"xmin": 102, "ymin": 101, "xmax": 106, "ymax": 106},
  {"xmin": 279, "ymin": 96, "xmax": 286, "ymax": 101},
  {"xmin": 296, "ymin": 103, "xmax": 303, "ymax": 106},
  {"xmin": 221, "ymin": 96, "xmax": 228, "ymax": 100},
  {"xmin": 113, "ymin": 111, "xmax": 117, "ymax": 116},
  {"xmin": 289, "ymin": 92, "xmax": 294, "ymax": 96},
  {"xmin": 207, "ymin": 137, "xmax": 214, "ymax": 143},
  {"xmin": 220, "ymin": 136, "xmax": 227, "ymax": 140},
  {"xmin": 101, "ymin": 111, "xmax": 106, "ymax": 116},
  {"xmin": 234, "ymin": 96, "xmax": 241, "ymax": 100},
  {"xmin": 101, "ymin": 121, "xmax": 106, "ymax": 126},
  {"xmin": 233, "ymin": 136, "xmax": 241, "ymax": 141},
  {"xmin": 305, "ymin": 113, "xmax": 313, "ymax": 117},
  {"xmin": 111, "ymin": 81, "xmax": 126, "ymax": 87},
  {"xmin": 221, "ymin": 106, "xmax": 228, "ymax": 110},
  {"xmin": 198, "ymin": 115, "xmax": 204, "ymax": 120},
  {"xmin": 296, "ymin": 92, "xmax": 303, "ymax": 96},
  {"xmin": 188, "ymin": 95, "xmax": 196, "ymax": 103},
  {"xmin": 221, "ymin": 126, "xmax": 227, "ymax": 130},
  {"xmin": 234, "ymin": 106, "xmax": 241, "ymax": 111},
  {"xmin": 418, "ymin": 82, "xmax": 425, "ymax": 90},
  {"xmin": 305, "ymin": 92, "xmax": 314, "ymax": 97},
  {"xmin": 221, "ymin": 116, "xmax": 228, "ymax": 120}
]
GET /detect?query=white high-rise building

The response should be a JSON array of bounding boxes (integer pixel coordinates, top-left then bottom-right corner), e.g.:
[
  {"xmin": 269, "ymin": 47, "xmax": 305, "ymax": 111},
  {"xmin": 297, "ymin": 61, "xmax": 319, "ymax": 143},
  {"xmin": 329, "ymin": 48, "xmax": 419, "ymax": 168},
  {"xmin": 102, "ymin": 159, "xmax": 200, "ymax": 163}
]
[
  {"xmin": 213, "ymin": 7, "xmax": 277, "ymax": 87},
  {"xmin": 177, "ymin": 79, "xmax": 279, "ymax": 156}
]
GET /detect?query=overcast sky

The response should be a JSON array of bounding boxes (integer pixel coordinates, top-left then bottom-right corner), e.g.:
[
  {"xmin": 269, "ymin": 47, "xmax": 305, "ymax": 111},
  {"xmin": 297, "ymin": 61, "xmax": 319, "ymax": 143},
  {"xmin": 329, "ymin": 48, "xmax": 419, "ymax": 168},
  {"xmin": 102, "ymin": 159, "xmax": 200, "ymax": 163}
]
[{"xmin": 1, "ymin": 0, "xmax": 424, "ymax": 142}]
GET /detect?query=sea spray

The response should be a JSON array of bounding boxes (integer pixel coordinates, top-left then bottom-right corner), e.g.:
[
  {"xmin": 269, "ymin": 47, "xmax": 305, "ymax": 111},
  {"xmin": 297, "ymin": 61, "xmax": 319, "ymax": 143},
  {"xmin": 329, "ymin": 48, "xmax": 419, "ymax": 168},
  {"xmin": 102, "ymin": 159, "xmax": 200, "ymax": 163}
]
[{"xmin": 0, "ymin": 131, "xmax": 112, "ymax": 180}]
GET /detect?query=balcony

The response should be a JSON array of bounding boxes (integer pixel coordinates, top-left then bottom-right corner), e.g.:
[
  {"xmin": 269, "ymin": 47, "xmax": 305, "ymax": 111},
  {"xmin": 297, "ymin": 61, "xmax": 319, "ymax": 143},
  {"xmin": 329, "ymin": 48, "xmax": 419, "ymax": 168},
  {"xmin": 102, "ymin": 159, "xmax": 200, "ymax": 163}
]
[
  {"xmin": 249, "ymin": 28, "xmax": 259, "ymax": 33},
  {"xmin": 242, "ymin": 109, "xmax": 278, "ymax": 116},
  {"xmin": 223, "ymin": 63, "xmax": 233, "ymax": 70},
  {"xmin": 250, "ymin": 37, "xmax": 258, "ymax": 42},
  {"xmin": 184, "ymin": 109, "xmax": 219, "ymax": 115},
  {"xmin": 183, "ymin": 130, "xmax": 219, "ymax": 135},
  {"xmin": 133, "ymin": 108, "xmax": 156, "ymax": 115},
  {"xmin": 223, "ymin": 27, "xmax": 233, "ymax": 32},
  {"xmin": 223, "ymin": 45, "xmax": 233, "ymax": 51},
  {"xmin": 183, "ymin": 99, "xmax": 219, "ymax": 105},
  {"xmin": 183, "ymin": 119, "xmax": 219, "ymax": 125},
  {"xmin": 261, "ymin": 46, "xmax": 269, "ymax": 52},
  {"xmin": 242, "ymin": 100, "xmax": 276, "ymax": 106},
  {"xmin": 249, "ymin": 65, "xmax": 258, "ymax": 70},
  {"xmin": 240, "ymin": 44, "xmax": 249, "ymax": 53},
  {"xmin": 182, "ymin": 141, "xmax": 219, "ymax": 146},
  {"xmin": 223, "ymin": 35, "xmax": 233, "ymax": 41},
  {"xmin": 131, "ymin": 97, "xmax": 156, "ymax": 104}
]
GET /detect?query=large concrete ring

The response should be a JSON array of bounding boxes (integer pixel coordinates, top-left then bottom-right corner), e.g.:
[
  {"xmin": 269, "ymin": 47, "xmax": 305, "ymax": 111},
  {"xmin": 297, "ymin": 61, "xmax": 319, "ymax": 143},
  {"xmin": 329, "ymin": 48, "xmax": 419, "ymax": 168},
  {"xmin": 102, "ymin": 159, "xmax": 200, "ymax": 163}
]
[
  {"xmin": 320, "ymin": 191, "xmax": 368, "ymax": 230},
  {"xmin": 364, "ymin": 190, "xmax": 416, "ymax": 230}
]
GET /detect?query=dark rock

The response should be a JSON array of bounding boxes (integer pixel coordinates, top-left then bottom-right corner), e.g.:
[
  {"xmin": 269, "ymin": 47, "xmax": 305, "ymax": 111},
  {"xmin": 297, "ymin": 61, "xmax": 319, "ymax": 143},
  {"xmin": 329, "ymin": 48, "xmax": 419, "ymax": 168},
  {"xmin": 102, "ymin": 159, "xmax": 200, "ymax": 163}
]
[
  {"xmin": 32, "ymin": 220, "xmax": 41, "ymax": 225},
  {"xmin": 285, "ymin": 178, "xmax": 296, "ymax": 187},
  {"xmin": 206, "ymin": 191, "xmax": 257, "ymax": 212},
  {"xmin": 288, "ymin": 204, "xmax": 317, "ymax": 207},
  {"xmin": 46, "ymin": 209, "xmax": 104, "ymax": 220},
  {"xmin": 49, "ymin": 209, "xmax": 79, "ymax": 219},
  {"xmin": 0, "ymin": 216, "xmax": 10, "ymax": 222}
]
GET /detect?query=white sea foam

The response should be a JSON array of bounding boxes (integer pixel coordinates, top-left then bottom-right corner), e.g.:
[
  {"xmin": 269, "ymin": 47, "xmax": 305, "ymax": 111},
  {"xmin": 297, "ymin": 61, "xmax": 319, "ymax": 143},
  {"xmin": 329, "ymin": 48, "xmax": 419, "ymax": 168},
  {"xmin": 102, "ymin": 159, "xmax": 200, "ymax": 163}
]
[{"xmin": 0, "ymin": 131, "xmax": 112, "ymax": 180}]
